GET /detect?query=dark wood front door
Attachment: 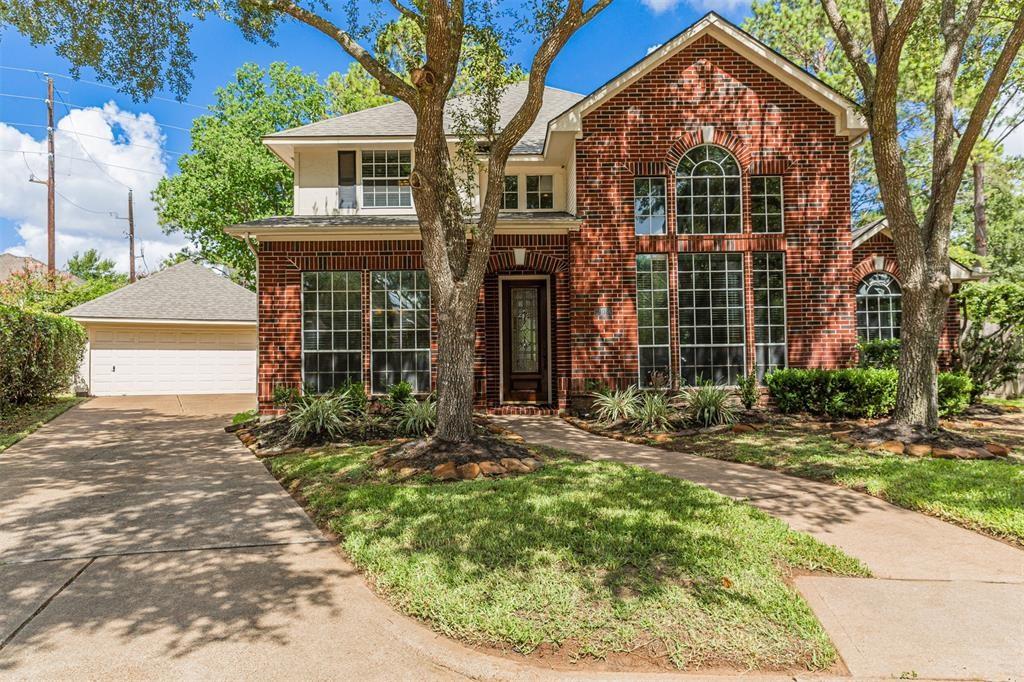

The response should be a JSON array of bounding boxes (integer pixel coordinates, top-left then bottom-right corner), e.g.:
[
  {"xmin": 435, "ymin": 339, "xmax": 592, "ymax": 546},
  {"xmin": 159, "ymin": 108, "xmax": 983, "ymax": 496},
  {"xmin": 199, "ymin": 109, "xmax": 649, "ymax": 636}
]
[{"xmin": 501, "ymin": 279, "xmax": 549, "ymax": 403}]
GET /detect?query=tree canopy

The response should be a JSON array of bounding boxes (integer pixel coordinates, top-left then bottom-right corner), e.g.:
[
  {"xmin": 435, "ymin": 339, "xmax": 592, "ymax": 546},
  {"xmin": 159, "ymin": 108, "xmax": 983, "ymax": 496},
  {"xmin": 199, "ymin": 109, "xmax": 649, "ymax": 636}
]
[{"xmin": 66, "ymin": 249, "xmax": 125, "ymax": 282}]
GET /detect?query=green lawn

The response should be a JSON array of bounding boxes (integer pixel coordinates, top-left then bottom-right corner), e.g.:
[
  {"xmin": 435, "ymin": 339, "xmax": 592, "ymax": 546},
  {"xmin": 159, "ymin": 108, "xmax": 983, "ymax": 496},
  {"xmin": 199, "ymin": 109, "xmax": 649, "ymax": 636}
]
[
  {"xmin": 688, "ymin": 427, "xmax": 1024, "ymax": 546},
  {"xmin": 0, "ymin": 396, "xmax": 84, "ymax": 453},
  {"xmin": 268, "ymin": 444, "xmax": 866, "ymax": 671}
]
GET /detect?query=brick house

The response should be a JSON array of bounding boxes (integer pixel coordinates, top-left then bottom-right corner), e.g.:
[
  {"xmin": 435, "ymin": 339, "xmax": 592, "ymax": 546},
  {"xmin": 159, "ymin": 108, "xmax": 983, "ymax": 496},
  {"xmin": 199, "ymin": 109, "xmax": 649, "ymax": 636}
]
[{"xmin": 226, "ymin": 13, "xmax": 971, "ymax": 415}]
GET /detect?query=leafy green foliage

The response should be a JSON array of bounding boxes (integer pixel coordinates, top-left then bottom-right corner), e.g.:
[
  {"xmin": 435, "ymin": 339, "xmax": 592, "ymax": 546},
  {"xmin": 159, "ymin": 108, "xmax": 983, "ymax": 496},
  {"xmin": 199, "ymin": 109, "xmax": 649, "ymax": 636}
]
[
  {"xmin": 268, "ymin": 444, "xmax": 866, "ymax": 669},
  {"xmin": 386, "ymin": 380, "xmax": 414, "ymax": 405},
  {"xmin": 0, "ymin": 396, "xmax": 83, "ymax": 453},
  {"xmin": 937, "ymin": 372, "xmax": 973, "ymax": 416},
  {"xmin": 680, "ymin": 383, "xmax": 737, "ymax": 428},
  {"xmin": 272, "ymin": 384, "xmax": 301, "ymax": 408},
  {"xmin": 66, "ymin": 249, "xmax": 126, "ymax": 282},
  {"xmin": 632, "ymin": 391, "xmax": 673, "ymax": 433},
  {"xmin": 396, "ymin": 397, "xmax": 437, "ymax": 436},
  {"xmin": 957, "ymin": 281, "xmax": 1024, "ymax": 399},
  {"xmin": 591, "ymin": 386, "xmax": 640, "ymax": 424},
  {"xmin": 736, "ymin": 368, "xmax": 760, "ymax": 410},
  {"xmin": 231, "ymin": 409, "xmax": 258, "ymax": 425},
  {"xmin": 0, "ymin": 271, "xmax": 123, "ymax": 314},
  {"xmin": 857, "ymin": 338, "xmax": 901, "ymax": 369},
  {"xmin": 0, "ymin": 305, "xmax": 86, "ymax": 406},
  {"xmin": 287, "ymin": 392, "xmax": 350, "ymax": 443}
]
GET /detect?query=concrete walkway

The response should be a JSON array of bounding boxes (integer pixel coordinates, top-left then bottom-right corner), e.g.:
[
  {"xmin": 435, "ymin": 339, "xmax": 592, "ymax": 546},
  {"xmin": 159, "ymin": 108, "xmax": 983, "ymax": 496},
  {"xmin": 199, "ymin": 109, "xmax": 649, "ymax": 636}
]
[{"xmin": 499, "ymin": 416, "xmax": 1024, "ymax": 681}]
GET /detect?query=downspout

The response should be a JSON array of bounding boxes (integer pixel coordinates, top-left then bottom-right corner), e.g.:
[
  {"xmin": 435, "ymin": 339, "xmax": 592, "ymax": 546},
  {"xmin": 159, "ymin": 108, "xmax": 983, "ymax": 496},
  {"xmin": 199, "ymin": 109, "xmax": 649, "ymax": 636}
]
[{"xmin": 243, "ymin": 233, "xmax": 261, "ymax": 412}]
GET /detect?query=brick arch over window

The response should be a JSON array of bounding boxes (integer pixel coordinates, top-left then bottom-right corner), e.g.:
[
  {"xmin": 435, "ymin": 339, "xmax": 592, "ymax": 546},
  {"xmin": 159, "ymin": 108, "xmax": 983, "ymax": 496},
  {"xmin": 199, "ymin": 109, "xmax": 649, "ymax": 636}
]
[
  {"xmin": 852, "ymin": 255, "xmax": 901, "ymax": 285},
  {"xmin": 487, "ymin": 250, "xmax": 569, "ymax": 274},
  {"xmin": 665, "ymin": 129, "xmax": 752, "ymax": 171}
]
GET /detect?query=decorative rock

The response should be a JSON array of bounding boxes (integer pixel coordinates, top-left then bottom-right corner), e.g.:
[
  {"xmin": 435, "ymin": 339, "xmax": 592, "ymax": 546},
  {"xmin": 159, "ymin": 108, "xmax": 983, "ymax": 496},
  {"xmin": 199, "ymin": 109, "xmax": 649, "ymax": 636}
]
[
  {"xmin": 625, "ymin": 435, "xmax": 647, "ymax": 444},
  {"xmin": 731, "ymin": 423, "xmax": 755, "ymax": 434},
  {"xmin": 485, "ymin": 423, "xmax": 506, "ymax": 435},
  {"xmin": 703, "ymin": 424, "xmax": 732, "ymax": 434},
  {"xmin": 521, "ymin": 457, "xmax": 543, "ymax": 472},
  {"xmin": 395, "ymin": 466, "xmax": 420, "ymax": 480},
  {"xmin": 432, "ymin": 461, "xmax": 458, "ymax": 481},
  {"xmin": 675, "ymin": 428, "xmax": 700, "ymax": 436},
  {"xmin": 651, "ymin": 433, "xmax": 674, "ymax": 443},
  {"xmin": 504, "ymin": 433, "xmax": 525, "ymax": 443},
  {"xmin": 905, "ymin": 443, "xmax": 933, "ymax": 457},
  {"xmin": 831, "ymin": 431, "xmax": 853, "ymax": 444},
  {"xmin": 457, "ymin": 462, "xmax": 481, "ymax": 480},
  {"xmin": 479, "ymin": 461, "xmax": 506, "ymax": 476},
  {"xmin": 933, "ymin": 446, "xmax": 981, "ymax": 460},
  {"xmin": 985, "ymin": 442, "xmax": 1011, "ymax": 457},
  {"xmin": 877, "ymin": 440, "xmax": 906, "ymax": 455},
  {"xmin": 500, "ymin": 458, "xmax": 531, "ymax": 474}
]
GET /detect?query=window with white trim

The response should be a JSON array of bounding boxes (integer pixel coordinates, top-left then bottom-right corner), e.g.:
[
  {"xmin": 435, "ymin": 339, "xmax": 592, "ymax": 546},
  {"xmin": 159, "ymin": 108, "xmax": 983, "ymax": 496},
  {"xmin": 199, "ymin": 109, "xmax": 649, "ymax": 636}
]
[
  {"xmin": 676, "ymin": 145, "xmax": 742, "ymax": 234},
  {"xmin": 361, "ymin": 150, "xmax": 412, "ymax": 208},
  {"xmin": 634, "ymin": 178, "xmax": 667, "ymax": 235},
  {"xmin": 302, "ymin": 271, "xmax": 362, "ymax": 392},
  {"xmin": 636, "ymin": 254, "xmax": 671, "ymax": 387},
  {"xmin": 501, "ymin": 175, "xmax": 519, "ymax": 210},
  {"xmin": 525, "ymin": 175, "xmax": 553, "ymax": 209},
  {"xmin": 750, "ymin": 177, "xmax": 783, "ymax": 233},
  {"xmin": 856, "ymin": 272, "xmax": 902, "ymax": 340},
  {"xmin": 678, "ymin": 253, "xmax": 746, "ymax": 385},
  {"xmin": 370, "ymin": 270, "xmax": 431, "ymax": 393},
  {"xmin": 753, "ymin": 253, "xmax": 787, "ymax": 378}
]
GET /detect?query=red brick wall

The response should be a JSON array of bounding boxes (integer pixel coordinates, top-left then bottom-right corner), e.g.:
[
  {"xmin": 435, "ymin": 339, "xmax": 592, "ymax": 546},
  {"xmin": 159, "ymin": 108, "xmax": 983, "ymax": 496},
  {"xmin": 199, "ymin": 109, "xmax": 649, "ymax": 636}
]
[
  {"xmin": 256, "ymin": 235, "xmax": 569, "ymax": 413},
  {"xmin": 851, "ymin": 233, "xmax": 961, "ymax": 368},
  {"xmin": 571, "ymin": 33, "xmax": 857, "ymax": 390}
]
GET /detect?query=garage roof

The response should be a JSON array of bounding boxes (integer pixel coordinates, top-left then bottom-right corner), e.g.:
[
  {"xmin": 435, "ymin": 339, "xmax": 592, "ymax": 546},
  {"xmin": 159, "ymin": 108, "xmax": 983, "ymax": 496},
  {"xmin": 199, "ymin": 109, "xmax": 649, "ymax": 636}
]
[{"xmin": 64, "ymin": 261, "xmax": 256, "ymax": 323}]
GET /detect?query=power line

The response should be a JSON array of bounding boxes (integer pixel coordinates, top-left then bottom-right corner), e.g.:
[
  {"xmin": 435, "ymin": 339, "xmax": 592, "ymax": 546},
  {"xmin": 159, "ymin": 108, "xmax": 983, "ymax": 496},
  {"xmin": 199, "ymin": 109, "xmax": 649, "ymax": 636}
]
[
  {"xmin": 54, "ymin": 188, "xmax": 120, "ymax": 216},
  {"xmin": 53, "ymin": 89, "xmax": 132, "ymax": 189},
  {"xmin": 0, "ymin": 65, "xmax": 208, "ymax": 110},
  {"xmin": 0, "ymin": 91, "xmax": 194, "ymax": 134},
  {"xmin": 0, "ymin": 121, "xmax": 187, "ymax": 156},
  {"xmin": 1, "ymin": 148, "xmax": 166, "ymax": 175}
]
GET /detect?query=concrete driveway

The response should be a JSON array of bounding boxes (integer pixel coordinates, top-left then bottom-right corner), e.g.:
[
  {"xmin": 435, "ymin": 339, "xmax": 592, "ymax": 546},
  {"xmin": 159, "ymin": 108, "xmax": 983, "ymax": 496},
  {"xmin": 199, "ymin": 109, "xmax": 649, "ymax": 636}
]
[{"xmin": 0, "ymin": 396, "xmax": 520, "ymax": 680}]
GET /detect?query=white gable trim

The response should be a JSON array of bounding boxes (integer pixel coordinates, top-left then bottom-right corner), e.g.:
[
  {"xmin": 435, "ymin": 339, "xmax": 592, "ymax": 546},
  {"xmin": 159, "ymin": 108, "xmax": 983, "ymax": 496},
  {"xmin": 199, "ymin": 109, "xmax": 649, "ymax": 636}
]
[
  {"xmin": 546, "ymin": 13, "xmax": 867, "ymax": 149},
  {"xmin": 853, "ymin": 218, "xmax": 979, "ymax": 282}
]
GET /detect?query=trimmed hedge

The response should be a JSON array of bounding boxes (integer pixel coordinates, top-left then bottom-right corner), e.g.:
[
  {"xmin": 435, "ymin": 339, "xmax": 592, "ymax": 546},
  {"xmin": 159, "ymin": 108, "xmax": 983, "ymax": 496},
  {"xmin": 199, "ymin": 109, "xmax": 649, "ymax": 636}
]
[
  {"xmin": 0, "ymin": 304, "xmax": 86, "ymax": 406},
  {"xmin": 764, "ymin": 367, "xmax": 972, "ymax": 419},
  {"xmin": 857, "ymin": 338, "xmax": 901, "ymax": 369}
]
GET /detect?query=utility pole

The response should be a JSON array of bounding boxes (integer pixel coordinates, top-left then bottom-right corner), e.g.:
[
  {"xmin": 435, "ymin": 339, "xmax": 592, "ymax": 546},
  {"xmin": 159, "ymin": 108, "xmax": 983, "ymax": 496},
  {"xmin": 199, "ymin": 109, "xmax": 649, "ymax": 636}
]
[
  {"xmin": 127, "ymin": 189, "xmax": 136, "ymax": 283},
  {"xmin": 46, "ymin": 75, "xmax": 55, "ymax": 274}
]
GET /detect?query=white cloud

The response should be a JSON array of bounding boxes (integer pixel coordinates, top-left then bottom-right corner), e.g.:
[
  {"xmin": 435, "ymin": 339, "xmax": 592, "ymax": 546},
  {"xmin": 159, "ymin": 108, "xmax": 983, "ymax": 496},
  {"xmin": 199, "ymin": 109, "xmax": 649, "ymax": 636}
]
[
  {"xmin": 639, "ymin": 0, "xmax": 751, "ymax": 14},
  {"xmin": 647, "ymin": 43, "xmax": 663, "ymax": 55},
  {"xmin": 1002, "ymin": 124, "xmax": 1024, "ymax": 157},
  {"xmin": 0, "ymin": 102, "xmax": 184, "ymax": 275}
]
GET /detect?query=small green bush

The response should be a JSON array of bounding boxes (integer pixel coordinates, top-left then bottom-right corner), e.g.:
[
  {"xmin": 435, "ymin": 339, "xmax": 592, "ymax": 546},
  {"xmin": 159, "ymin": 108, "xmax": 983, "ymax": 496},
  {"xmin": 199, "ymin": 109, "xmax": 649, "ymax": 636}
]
[
  {"xmin": 396, "ymin": 397, "xmax": 437, "ymax": 436},
  {"xmin": 232, "ymin": 409, "xmax": 258, "ymax": 425},
  {"xmin": 387, "ymin": 381, "xmax": 414, "ymax": 405},
  {"xmin": 591, "ymin": 386, "xmax": 640, "ymax": 424},
  {"xmin": 680, "ymin": 383, "xmax": 736, "ymax": 427},
  {"xmin": 632, "ymin": 391, "xmax": 673, "ymax": 433},
  {"xmin": 937, "ymin": 372, "xmax": 973, "ymax": 416},
  {"xmin": 0, "ymin": 305, "xmax": 86, "ymax": 407},
  {"xmin": 287, "ymin": 393, "xmax": 348, "ymax": 443},
  {"xmin": 858, "ymin": 338, "xmax": 901, "ymax": 369},
  {"xmin": 340, "ymin": 381, "xmax": 369, "ymax": 416},
  {"xmin": 736, "ymin": 367, "xmax": 759, "ymax": 410},
  {"xmin": 272, "ymin": 384, "xmax": 300, "ymax": 407}
]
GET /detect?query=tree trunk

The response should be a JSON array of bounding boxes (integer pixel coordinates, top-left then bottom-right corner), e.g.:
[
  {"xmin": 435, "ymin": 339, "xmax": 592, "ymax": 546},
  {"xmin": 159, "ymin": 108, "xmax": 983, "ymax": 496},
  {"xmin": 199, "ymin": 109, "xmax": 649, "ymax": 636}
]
[
  {"xmin": 973, "ymin": 160, "xmax": 988, "ymax": 257},
  {"xmin": 433, "ymin": 293, "xmax": 479, "ymax": 442},
  {"xmin": 892, "ymin": 265, "xmax": 948, "ymax": 430}
]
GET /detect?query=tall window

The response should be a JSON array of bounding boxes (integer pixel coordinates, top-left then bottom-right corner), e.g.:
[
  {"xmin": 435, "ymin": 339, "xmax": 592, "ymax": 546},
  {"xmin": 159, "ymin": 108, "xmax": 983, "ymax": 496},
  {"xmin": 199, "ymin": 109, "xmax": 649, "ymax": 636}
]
[
  {"xmin": 634, "ymin": 178, "xmax": 667, "ymax": 235},
  {"xmin": 636, "ymin": 255, "xmax": 671, "ymax": 387},
  {"xmin": 857, "ymin": 272, "xmax": 902, "ymax": 340},
  {"xmin": 676, "ymin": 145, "xmax": 742, "ymax": 234},
  {"xmin": 753, "ymin": 253, "xmax": 787, "ymax": 378},
  {"xmin": 501, "ymin": 175, "xmax": 519, "ymax": 210},
  {"xmin": 526, "ymin": 175, "xmax": 554, "ymax": 209},
  {"xmin": 338, "ymin": 151, "xmax": 356, "ymax": 209},
  {"xmin": 302, "ymin": 272, "xmax": 362, "ymax": 392},
  {"xmin": 371, "ymin": 270, "xmax": 431, "ymax": 393},
  {"xmin": 750, "ymin": 177, "xmax": 783, "ymax": 233},
  {"xmin": 362, "ymin": 150, "xmax": 412, "ymax": 208},
  {"xmin": 678, "ymin": 253, "xmax": 745, "ymax": 385}
]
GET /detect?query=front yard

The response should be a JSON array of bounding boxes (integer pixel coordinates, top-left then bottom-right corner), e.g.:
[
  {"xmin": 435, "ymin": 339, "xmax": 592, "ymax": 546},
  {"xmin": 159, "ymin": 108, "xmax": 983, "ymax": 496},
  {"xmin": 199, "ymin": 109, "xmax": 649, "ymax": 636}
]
[
  {"xmin": 0, "ymin": 396, "xmax": 84, "ymax": 453},
  {"xmin": 266, "ymin": 443, "xmax": 867, "ymax": 671}
]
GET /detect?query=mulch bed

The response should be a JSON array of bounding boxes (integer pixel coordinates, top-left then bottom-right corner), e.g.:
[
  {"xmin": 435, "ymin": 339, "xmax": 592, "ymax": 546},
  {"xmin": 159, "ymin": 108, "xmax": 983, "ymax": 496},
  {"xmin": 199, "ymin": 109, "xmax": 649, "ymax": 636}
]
[{"xmin": 372, "ymin": 426, "xmax": 543, "ymax": 481}]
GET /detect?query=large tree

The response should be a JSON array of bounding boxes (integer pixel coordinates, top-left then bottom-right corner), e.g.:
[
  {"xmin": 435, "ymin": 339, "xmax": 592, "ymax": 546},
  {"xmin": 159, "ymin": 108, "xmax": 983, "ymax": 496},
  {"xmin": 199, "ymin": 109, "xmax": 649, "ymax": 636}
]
[
  {"xmin": 4, "ymin": 1, "xmax": 614, "ymax": 441},
  {"xmin": 813, "ymin": 0, "xmax": 1024, "ymax": 429}
]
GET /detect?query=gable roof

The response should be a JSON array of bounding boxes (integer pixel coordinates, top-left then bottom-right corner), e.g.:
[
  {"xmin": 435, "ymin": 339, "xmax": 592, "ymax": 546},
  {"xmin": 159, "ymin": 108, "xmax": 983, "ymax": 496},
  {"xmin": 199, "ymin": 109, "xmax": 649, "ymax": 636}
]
[
  {"xmin": 546, "ymin": 12, "xmax": 867, "ymax": 147},
  {"xmin": 265, "ymin": 82, "xmax": 584, "ymax": 156},
  {"xmin": 0, "ymin": 252, "xmax": 81, "ymax": 284},
  {"xmin": 64, "ymin": 261, "xmax": 256, "ymax": 323},
  {"xmin": 852, "ymin": 218, "xmax": 979, "ymax": 282}
]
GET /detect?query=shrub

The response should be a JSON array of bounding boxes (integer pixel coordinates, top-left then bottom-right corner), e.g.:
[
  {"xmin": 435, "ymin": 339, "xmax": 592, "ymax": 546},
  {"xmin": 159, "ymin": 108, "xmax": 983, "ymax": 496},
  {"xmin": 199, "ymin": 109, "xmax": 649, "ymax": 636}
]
[
  {"xmin": 232, "ymin": 409, "xmax": 258, "ymax": 425},
  {"xmin": 340, "ymin": 380, "xmax": 369, "ymax": 416},
  {"xmin": 764, "ymin": 368, "xmax": 898, "ymax": 419},
  {"xmin": 396, "ymin": 397, "xmax": 437, "ymax": 436},
  {"xmin": 858, "ymin": 338, "xmax": 901, "ymax": 369},
  {"xmin": 0, "ymin": 305, "xmax": 86, "ymax": 407},
  {"xmin": 679, "ymin": 383, "xmax": 736, "ymax": 427},
  {"xmin": 736, "ymin": 367, "xmax": 759, "ymax": 410},
  {"xmin": 631, "ymin": 391, "xmax": 673, "ymax": 433},
  {"xmin": 387, "ymin": 380, "xmax": 414, "ymax": 405},
  {"xmin": 937, "ymin": 372, "xmax": 973, "ymax": 416},
  {"xmin": 957, "ymin": 281, "xmax": 1024, "ymax": 401},
  {"xmin": 591, "ymin": 385, "xmax": 640, "ymax": 424},
  {"xmin": 287, "ymin": 393, "xmax": 348, "ymax": 443},
  {"xmin": 272, "ymin": 384, "xmax": 300, "ymax": 407}
]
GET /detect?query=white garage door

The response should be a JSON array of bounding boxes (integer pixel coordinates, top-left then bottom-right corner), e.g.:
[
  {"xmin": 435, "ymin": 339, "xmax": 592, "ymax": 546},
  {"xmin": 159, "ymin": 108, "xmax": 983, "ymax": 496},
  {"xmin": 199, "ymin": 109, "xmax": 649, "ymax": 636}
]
[{"xmin": 89, "ymin": 325, "xmax": 257, "ymax": 396}]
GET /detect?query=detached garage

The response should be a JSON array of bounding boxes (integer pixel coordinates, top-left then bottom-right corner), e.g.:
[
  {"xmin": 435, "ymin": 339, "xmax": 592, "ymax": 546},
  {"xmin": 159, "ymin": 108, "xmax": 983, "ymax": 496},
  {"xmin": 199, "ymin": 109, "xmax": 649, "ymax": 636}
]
[{"xmin": 65, "ymin": 261, "xmax": 257, "ymax": 396}]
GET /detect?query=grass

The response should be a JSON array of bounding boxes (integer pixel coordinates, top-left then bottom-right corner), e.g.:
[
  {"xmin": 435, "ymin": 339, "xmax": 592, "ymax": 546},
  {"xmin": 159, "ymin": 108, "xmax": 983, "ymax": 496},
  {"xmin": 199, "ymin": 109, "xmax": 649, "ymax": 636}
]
[
  {"xmin": 687, "ymin": 427, "xmax": 1024, "ymax": 545},
  {"xmin": 0, "ymin": 395, "xmax": 84, "ymax": 453},
  {"xmin": 268, "ymin": 444, "xmax": 866, "ymax": 671},
  {"xmin": 232, "ymin": 408, "xmax": 258, "ymax": 425},
  {"xmin": 983, "ymin": 396, "xmax": 1024, "ymax": 410}
]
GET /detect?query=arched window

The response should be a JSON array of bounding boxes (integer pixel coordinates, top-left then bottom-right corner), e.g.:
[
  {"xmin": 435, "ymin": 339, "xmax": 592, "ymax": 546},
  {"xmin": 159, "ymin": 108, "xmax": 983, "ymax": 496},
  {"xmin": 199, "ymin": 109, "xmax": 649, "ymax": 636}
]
[
  {"xmin": 856, "ymin": 272, "xmax": 902, "ymax": 340},
  {"xmin": 676, "ymin": 144, "xmax": 742, "ymax": 234}
]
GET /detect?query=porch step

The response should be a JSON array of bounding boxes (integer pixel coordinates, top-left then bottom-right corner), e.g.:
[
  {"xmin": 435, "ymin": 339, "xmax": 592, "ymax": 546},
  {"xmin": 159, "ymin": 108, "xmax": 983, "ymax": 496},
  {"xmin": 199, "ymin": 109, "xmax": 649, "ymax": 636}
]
[{"xmin": 486, "ymin": 404, "xmax": 561, "ymax": 416}]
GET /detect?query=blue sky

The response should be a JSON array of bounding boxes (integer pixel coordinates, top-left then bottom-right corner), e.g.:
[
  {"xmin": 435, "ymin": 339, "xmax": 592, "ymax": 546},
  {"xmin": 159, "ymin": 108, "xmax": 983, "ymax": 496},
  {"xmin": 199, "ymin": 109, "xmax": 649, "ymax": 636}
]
[{"xmin": 0, "ymin": 0, "xmax": 752, "ymax": 272}]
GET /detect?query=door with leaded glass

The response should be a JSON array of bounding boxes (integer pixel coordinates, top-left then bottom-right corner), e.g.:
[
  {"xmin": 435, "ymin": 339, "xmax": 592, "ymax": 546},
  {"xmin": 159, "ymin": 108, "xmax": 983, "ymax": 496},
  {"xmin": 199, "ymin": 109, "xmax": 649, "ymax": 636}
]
[{"xmin": 501, "ymin": 279, "xmax": 549, "ymax": 403}]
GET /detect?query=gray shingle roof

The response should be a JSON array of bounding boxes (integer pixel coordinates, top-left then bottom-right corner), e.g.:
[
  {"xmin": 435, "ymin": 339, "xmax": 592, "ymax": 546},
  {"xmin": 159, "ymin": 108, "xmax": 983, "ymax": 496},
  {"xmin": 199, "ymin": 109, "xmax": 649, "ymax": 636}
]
[
  {"xmin": 266, "ymin": 82, "xmax": 584, "ymax": 154},
  {"xmin": 0, "ymin": 252, "xmax": 81, "ymax": 284},
  {"xmin": 64, "ymin": 261, "xmax": 256, "ymax": 322}
]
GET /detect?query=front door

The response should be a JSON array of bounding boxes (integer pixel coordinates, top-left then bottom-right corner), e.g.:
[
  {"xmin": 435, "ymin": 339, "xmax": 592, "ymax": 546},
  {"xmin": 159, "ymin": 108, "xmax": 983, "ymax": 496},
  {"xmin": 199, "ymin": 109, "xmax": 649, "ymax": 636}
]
[{"xmin": 501, "ymin": 279, "xmax": 549, "ymax": 403}]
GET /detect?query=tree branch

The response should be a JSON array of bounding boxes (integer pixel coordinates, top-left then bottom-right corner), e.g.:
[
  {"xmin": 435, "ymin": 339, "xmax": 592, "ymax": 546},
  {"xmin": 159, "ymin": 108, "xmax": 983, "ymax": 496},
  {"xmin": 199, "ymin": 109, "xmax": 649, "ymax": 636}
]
[
  {"xmin": 388, "ymin": 0, "xmax": 424, "ymax": 26},
  {"xmin": 269, "ymin": 0, "xmax": 417, "ymax": 104},
  {"xmin": 819, "ymin": 0, "xmax": 875, "ymax": 93}
]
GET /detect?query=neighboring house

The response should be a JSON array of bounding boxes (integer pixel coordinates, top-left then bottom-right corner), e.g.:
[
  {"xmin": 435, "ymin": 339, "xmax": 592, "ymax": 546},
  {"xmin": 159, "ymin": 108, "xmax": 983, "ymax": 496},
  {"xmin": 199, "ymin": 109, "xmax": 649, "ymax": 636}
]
[
  {"xmin": 0, "ymin": 252, "xmax": 81, "ymax": 284},
  {"xmin": 64, "ymin": 261, "xmax": 257, "ymax": 396},
  {"xmin": 225, "ymin": 12, "xmax": 968, "ymax": 414}
]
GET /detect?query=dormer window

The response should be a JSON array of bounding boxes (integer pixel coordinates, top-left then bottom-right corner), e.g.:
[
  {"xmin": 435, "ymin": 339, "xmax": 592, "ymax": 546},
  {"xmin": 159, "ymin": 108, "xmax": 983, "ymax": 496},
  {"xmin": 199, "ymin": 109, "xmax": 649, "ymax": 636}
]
[{"xmin": 362, "ymin": 150, "xmax": 413, "ymax": 208}]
